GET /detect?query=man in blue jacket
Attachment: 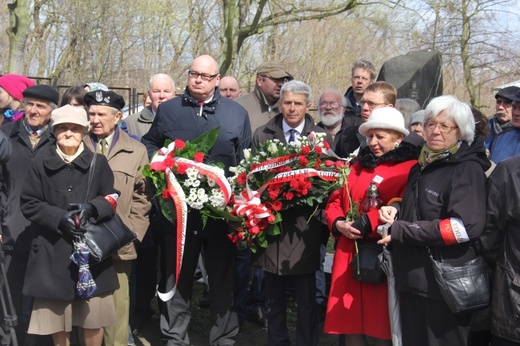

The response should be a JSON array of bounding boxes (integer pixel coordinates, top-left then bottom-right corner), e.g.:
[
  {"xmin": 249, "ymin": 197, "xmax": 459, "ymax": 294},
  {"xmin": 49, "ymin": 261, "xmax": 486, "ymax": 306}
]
[
  {"xmin": 489, "ymin": 88, "xmax": 520, "ymax": 163},
  {"xmin": 142, "ymin": 54, "xmax": 251, "ymax": 346}
]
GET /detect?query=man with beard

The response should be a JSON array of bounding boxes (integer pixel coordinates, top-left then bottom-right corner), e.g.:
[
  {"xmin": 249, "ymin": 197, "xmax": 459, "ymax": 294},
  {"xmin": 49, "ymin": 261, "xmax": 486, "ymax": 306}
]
[
  {"xmin": 317, "ymin": 89, "xmax": 347, "ymax": 150},
  {"xmin": 485, "ymin": 86, "xmax": 519, "ymax": 149},
  {"xmin": 315, "ymin": 89, "xmax": 346, "ymax": 320}
]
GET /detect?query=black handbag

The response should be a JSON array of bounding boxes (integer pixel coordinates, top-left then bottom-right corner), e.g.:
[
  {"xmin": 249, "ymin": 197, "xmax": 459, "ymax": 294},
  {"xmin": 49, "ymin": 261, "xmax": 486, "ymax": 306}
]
[
  {"xmin": 83, "ymin": 153, "xmax": 137, "ymax": 264},
  {"xmin": 350, "ymin": 241, "xmax": 386, "ymax": 284},
  {"xmin": 429, "ymin": 247, "xmax": 490, "ymax": 314}
]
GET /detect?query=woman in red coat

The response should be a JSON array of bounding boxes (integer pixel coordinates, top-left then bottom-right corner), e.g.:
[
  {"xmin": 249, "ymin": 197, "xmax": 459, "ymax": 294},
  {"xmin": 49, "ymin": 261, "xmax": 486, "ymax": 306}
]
[{"xmin": 324, "ymin": 107, "xmax": 419, "ymax": 345}]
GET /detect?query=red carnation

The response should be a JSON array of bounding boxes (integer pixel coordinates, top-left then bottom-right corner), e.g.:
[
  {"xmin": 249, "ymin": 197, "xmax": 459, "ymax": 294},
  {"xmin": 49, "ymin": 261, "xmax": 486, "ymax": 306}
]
[
  {"xmin": 302, "ymin": 146, "xmax": 311, "ymax": 155},
  {"xmin": 299, "ymin": 155, "xmax": 309, "ymax": 168},
  {"xmin": 174, "ymin": 139, "xmax": 186, "ymax": 150},
  {"xmin": 271, "ymin": 200, "xmax": 282, "ymax": 211},
  {"xmin": 194, "ymin": 152, "xmax": 205, "ymax": 162},
  {"xmin": 237, "ymin": 173, "xmax": 248, "ymax": 185},
  {"xmin": 177, "ymin": 163, "xmax": 188, "ymax": 174}
]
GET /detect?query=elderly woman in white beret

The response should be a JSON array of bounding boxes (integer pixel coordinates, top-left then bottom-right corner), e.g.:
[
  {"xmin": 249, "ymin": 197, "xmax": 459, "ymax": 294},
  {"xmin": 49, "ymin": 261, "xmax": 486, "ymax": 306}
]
[{"xmin": 325, "ymin": 107, "xmax": 420, "ymax": 346}]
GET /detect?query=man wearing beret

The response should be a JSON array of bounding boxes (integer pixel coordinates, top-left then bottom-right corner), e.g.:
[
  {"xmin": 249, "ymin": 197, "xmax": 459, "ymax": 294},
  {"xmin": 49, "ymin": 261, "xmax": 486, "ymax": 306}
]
[
  {"xmin": 236, "ymin": 61, "xmax": 293, "ymax": 133},
  {"xmin": 83, "ymin": 90, "xmax": 152, "ymax": 346},
  {"xmin": 0, "ymin": 84, "xmax": 59, "ymax": 345},
  {"xmin": 485, "ymin": 85, "xmax": 519, "ymax": 149},
  {"xmin": 142, "ymin": 54, "xmax": 251, "ymax": 346}
]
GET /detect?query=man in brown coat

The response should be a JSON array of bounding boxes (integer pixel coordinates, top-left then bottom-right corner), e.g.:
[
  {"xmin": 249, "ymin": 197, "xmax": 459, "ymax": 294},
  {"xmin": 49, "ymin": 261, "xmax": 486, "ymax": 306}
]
[
  {"xmin": 236, "ymin": 62, "xmax": 293, "ymax": 133},
  {"xmin": 84, "ymin": 90, "xmax": 152, "ymax": 346}
]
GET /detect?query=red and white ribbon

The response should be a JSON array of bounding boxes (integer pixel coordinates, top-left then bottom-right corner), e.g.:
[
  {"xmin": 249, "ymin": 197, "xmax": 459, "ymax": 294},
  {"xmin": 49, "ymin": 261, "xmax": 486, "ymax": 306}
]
[{"xmin": 150, "ymin": 141, "xmax": 231, "ymax": 301}]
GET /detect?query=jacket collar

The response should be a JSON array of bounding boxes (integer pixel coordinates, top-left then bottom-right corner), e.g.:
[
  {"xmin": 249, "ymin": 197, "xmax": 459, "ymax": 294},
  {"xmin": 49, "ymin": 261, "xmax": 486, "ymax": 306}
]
[
  {"xmin": 254, "ymin": 86, "xmax": 279, "ymax": 113},
  {"xmin": 7, "ymin": 118, "xmax": 54, "ymax": 150},
  {"xmin": 84, "ymin": 127, "xmax": 135, "ymax": 159},
  {"xmin": 42, "ymin": 144, "xmax": 93, "ymax": 171}
]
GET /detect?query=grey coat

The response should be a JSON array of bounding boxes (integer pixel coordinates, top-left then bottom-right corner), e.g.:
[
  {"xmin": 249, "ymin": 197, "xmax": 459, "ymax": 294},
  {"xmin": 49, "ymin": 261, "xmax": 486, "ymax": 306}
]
[{"xmin": 251, "ymin": 113, "xmax": 330, "ymax": 275}]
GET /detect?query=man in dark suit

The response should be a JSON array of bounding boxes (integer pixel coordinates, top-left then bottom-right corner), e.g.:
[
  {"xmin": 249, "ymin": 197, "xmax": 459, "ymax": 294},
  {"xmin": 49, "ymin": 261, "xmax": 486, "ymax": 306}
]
[{"xmin": 252, "ymin": 80, "xmax": 329, "ymax": 345}]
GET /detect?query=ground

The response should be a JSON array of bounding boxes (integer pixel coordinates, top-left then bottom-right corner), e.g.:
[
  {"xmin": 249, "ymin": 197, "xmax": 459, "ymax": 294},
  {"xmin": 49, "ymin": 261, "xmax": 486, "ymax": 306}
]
[{"xmin": 133, "ymin": 280, "xmax": 339, "ymax": 346}]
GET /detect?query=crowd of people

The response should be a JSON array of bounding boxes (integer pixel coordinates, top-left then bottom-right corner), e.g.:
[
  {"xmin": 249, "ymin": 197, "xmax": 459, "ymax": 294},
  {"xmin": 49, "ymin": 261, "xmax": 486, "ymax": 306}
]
[{"xmin": 0, "ymin": 54, "xmax": 518, "ymax": 346}]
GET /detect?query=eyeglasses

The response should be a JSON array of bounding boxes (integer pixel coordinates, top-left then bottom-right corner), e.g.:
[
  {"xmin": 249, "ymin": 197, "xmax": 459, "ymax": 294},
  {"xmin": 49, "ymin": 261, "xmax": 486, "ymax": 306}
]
[
  {"xmin": 359, "ymin": 101, "xmax": 387, "ymax": 109},
  {"xmin": 425, "ymin": 121, "xmax": 458, "ymax": 134},
  {"xmin": 260, "ymin": 75, "xmax": 291, "ymax": 84},
  {"xmin": 188, "ymin": 70, "xmax": 219, "ymax": 82},
  {"xmin": 319, "ymin": 102, "xmax": 342, "ymax": 108}
]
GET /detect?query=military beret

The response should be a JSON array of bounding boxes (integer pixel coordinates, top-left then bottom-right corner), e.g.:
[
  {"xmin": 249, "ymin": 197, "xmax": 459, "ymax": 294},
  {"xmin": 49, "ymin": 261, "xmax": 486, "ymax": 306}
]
[
  {"xmin": 84, "ymin": 90, "xmax": 125, "ymax": 110},
  {"xmin": 22, "ymin": 85, "xmax": 59, "ymax": 105}
]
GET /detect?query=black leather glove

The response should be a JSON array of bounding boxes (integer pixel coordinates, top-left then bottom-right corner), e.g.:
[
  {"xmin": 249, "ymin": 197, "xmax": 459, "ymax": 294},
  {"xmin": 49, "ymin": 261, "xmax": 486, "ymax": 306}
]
[
  {"xmin": 68, "ymin": 203, "xmax": 97, "ymax": 227},
  {"xmin": 351, "ymin": 214, "xmax": 372, "ymax": 238},
  {"xmin": 58, "ymin": 211, "xmax": 84, "ymax": 237}
]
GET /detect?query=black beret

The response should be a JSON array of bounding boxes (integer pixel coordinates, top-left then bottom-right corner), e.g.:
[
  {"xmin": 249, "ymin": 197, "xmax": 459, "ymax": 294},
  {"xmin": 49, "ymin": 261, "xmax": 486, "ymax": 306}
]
[
  {"xmin": 84, "ymin": 90, "xmax": 125, "ymax": 110},
  {"xmin": 22, "ymin": 85, "xmax": 59, "ymax": 104}
]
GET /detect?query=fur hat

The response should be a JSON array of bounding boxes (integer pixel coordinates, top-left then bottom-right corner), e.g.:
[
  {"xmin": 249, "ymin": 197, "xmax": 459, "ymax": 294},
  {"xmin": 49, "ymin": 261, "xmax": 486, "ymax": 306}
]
[
  {"xmin": 0, "ymin": 74, "xmax": 35, "ymax": 101},
  {"xmin": 359, "ymin": 107, "xmax": 409, "ymax": 137}
]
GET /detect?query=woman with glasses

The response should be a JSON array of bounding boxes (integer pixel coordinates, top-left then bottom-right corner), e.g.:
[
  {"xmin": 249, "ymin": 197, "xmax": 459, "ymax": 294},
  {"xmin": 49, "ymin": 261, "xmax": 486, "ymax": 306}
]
[{"xmin": 378, "ymin": 95, "xmax": 491, "ymax": 346}]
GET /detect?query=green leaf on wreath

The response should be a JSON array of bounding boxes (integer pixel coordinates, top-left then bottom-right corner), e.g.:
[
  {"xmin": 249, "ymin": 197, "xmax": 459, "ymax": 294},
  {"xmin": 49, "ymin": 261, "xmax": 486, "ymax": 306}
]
[{"xmin": 190, "ymin": 127, "xmax": 220, "ymax": 152}]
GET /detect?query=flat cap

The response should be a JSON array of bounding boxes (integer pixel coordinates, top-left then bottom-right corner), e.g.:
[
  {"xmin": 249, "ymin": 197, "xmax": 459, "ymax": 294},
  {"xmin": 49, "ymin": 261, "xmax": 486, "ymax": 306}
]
[
  {"xmin": 495, "ymin": 86, "xmax": 520, "ymax": 101},
  {"xmin": 51, "ymin": 105, "xmax": 89, "ymax": 128},
  {"xmin": 256, "ymin": 62, "xmax": 293, "ymax": 80},
  {"xmin": 84, "ymin": 90, "xmax": 125, "ymax": 110},
  {"xmin": 22, "ymin": 85, "xmax": 59, "ymax": 104}
]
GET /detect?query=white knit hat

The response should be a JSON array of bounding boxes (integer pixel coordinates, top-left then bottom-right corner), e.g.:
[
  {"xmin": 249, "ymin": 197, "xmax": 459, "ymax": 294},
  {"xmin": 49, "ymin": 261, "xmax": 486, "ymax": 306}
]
[{"xmin": 359, "ymin": 107, "xmax": 409, "ymax": 137}]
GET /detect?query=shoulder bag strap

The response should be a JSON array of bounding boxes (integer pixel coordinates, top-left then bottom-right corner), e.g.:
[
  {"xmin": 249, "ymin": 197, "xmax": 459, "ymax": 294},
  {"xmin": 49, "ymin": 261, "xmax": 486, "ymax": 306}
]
[{"xmin": 84, "ymin": 153, "xmax": 97, "ymax": 203}]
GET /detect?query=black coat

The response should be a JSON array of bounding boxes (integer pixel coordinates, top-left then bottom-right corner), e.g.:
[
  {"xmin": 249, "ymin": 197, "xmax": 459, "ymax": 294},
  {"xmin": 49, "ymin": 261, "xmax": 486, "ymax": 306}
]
[
  {"xmin": 391, "ymin": 136, "xmax": 491, "ymax": 299},
  {"xmin": 0, "ymin": 120, "xmax": 54, "ymax": 251},
  {"xmin": 21, "ymin": 146, "xmax": 119, "ymax": 301},
  {"xmin": 251, "ymin": 114, "xmax": 331, "ymax": 275},
  {"xmin": 481, "ymin": 155, "xmax": 520, "ymax": 342}
]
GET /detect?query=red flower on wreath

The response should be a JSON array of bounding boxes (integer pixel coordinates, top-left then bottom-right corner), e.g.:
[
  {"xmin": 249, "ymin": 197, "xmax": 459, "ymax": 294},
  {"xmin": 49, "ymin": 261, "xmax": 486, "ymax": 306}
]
[
  {"xmin": 176, "ymin": 163, "xmax": 188, "ymax": 175},
  {"xmin": 299, "ymin": 155, "xmax": 309, "ymax": 168},
  {"xmin": 284, "ymin": 191, "xmax": 294, "ymax": 200},
  {"xmin": 267, "ymin": 185, "xmax": 281, "ymax": 200},
  {"xmin": 301, "ymin": 146, "xmax": 311, "ymax": 155},
  {"xmin": 174, "ymin": 139, "xmax": 186, "ymax": 150},
  {"xmin": 237, "ymin": 173, "xmax": 248, "ymax": 185},
  {"xmin": 194, "ymin": 152, "xmax": 205, "ymax": 162}
]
